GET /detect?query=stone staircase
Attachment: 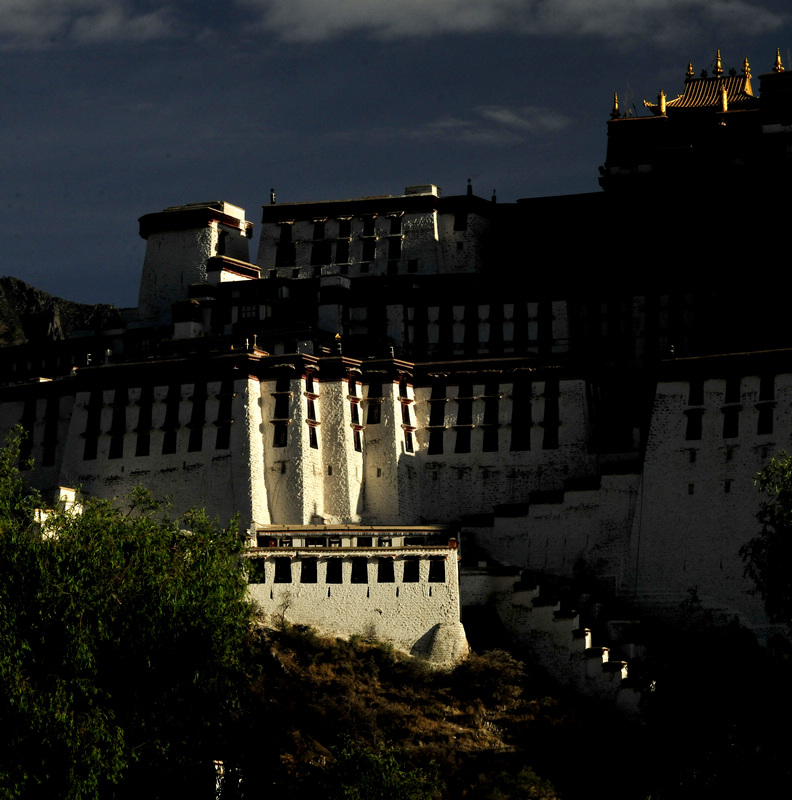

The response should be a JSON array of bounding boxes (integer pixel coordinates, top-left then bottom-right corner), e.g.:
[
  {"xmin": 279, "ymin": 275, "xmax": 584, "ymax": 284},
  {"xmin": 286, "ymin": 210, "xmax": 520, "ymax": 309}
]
[{"xmin": 460, "ymin": 567, "xmax": 645, "ymax": 717}]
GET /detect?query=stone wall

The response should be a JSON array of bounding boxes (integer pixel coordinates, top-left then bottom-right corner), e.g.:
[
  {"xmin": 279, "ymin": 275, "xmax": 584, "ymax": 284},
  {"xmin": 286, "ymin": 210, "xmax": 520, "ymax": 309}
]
[{"xmin": 247, "ymin": 542, "xmax": 468, "ymax": 664}]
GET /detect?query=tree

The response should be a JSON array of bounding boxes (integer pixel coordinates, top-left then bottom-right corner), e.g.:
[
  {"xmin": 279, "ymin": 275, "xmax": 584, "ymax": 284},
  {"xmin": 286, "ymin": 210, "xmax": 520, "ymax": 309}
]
[
  {"xmin": 740, "ymin": 451, "xmax": 792, "ymax": 624},
  {"xmin": 0, "ymin": 428, "xmax": 252, "ymax": 799}
]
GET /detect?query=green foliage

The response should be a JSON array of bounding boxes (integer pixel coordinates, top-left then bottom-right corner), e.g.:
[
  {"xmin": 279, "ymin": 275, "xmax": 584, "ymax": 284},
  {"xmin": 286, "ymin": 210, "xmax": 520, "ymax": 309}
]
[
  {"xmin": 740, "ymin": 451, "xmax": 792, "ymax": 622},
  {"xmin": 0, "ymin": 428, "xmax": 252, "ymax": 798},
  {"xmin": 324, "ymin": 741, "xmax": 443, "ymax": 800},
  {"xmin": 485, "ymin": 766, "xmax": 560, "ymax": 800}
]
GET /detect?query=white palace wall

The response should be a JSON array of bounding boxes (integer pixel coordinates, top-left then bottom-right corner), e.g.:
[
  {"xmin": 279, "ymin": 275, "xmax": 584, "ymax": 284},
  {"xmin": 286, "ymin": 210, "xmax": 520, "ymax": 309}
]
[{"xmin": 246, "ymin": 540, "xmax": 467, "ymax": 663}]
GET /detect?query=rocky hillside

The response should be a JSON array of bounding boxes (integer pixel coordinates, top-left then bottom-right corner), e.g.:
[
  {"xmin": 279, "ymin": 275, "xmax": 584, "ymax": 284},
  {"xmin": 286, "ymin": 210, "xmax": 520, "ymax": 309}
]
[{"xmin": 0, "ymin": 276, "xmax": 121, "ymax": 346}]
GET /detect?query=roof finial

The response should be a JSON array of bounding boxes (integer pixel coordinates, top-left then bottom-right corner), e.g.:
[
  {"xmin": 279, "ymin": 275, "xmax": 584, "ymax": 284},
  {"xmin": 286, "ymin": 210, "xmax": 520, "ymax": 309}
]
[
  {"xmin": 720, "ymin": 81, "xmax": 728, "ymax": 113},
  {"xmin": 491, "ymin": 189, "xmax": 497, "ymax": 204},
  {"xmin": 686, "ymin": 61, "xmax": 695, "ymax": 82},
  {"xmin": 467, "ymin": 178, "xmax": 473, "ymax": 197},
  {"xmin": 714, "ymin": 49, "xmax": 723, "ymax": 77},
  {"xmin": 610, "ymin": 91, "xmax": 620, "ymax": 120},
  {"xmin": 658, "ymin": 90, "xmax": 667, "ymax": 116},
  {"xmin": 742, "ymin": 57, "xmax": 751, "ymax": 78},
  {"xmin": 270, "ymin": 188, "xmax": 276, "ymax": 205},
  {"xmin": 774, "ymin": 48, "xmax": 784, "ymax": 73}
]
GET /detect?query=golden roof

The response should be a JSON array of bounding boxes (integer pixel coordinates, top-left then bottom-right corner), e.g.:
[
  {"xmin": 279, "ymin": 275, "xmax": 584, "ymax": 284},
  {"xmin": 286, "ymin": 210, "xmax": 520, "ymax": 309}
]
[{"xmin": 643, "ymin": 52, "xmax": 757, "ymax": 115}]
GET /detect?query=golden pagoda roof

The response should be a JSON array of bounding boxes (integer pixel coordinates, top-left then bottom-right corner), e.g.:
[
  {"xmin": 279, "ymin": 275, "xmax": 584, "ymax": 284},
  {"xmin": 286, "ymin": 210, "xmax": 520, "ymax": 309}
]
[{"xmin": 643, "ymin": 52, "xmax": 758, "ymax": 115}]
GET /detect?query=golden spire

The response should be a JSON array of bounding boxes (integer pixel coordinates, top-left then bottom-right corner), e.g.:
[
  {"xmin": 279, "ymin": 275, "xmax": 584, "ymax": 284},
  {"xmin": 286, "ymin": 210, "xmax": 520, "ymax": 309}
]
[
  {"xmin": 774, "ymin": 48, "xmax": 784, "ymax": 73},
  {"xmin": 686, "ymin": 61, "xmax": 695, "ymax": 81},
  {"xmin": 714, "ymin": 49, "xmax": 723, "ymax": 77},
  {"xmin": 610, "ymin": 91, "xmax": 620, "ymax": 120},
  {"xmin": 658, "ymin": 90, "xmax": 667, "ymax": 116},
  {"xmin": 742, "ymin": 57, "xmax": 751, "ymax": 78},
  {"xmin": 720, "ymin": 81, "xmax": 728, "ymax": 113}
]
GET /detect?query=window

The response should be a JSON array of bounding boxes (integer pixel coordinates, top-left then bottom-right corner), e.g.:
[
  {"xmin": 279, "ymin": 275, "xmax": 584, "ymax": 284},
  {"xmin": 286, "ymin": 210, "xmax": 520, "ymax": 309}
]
[
  {"xmin": 353, "ymin": 429, "xmax": 362, "ymax": 452},
  {"xmin": 403, "ymin": 558, "xmax": 420, "ymax": 583},
  {"xmin": 108, "ymin": 387, "xmax": 127, "ymax": 460},
  {"xmin": 759, "ymin": 374, "xmax": 775, "ymax": 401},
  {"xmin": 275, "ymin": 224, "xmax": 296, "ymax": 267},
  {"xmin": 362, "ymin": 217, "xmax": 376, "ymax": 236},
  {"xmin": 454, "ymin": 427, "xmax": 471, "ymax": 454},
  {"xmin": 240, "ymin": 304, "xmax": 258, "ymax": 320},
  {"xmin": 685, "ymin": 410, "xmax": 703, "ymax": 441},
  {"xmin": 273, "ymin": 422, "xmax": 288, "ymax": 448},
  {"xmin": 301, "ymin": 558, "xmax": 318, "ymax": 583},
  {"xmin": 366, "ymin": 382, "xmax": 382, "ymax": 424},
  {"xmin": 309, "ymin": 426, "xmax": 318, "ymax": 449},
  {"xmin": 455, "ymin": 384, "xmax": 472, "ymax": 423},
  {"xmin": 351, "ymin": 557, "xmax": 368, "ymax": 584},
  {"xmin": 82, "ymin": 391, "xmax": 102, "ymax": 461},
  {"xmin": 723, "ymin": 408, "xmax": 739, "ymax": 439},
  {"xmin": 542, "ymin": 378, "xmax": 560, "ymax": 450},
  {"xmin": 335, "ymin": 239, "xmax": 349, "ymax": 263},
  {"xmin": 362, "ymin": 239, "xmax": 376, "ymax": 262},
  {"xmin": 510, "ymin": 379, "xmax": 532, "ymax": 451},
  {"xmin": 428, "ymin": 557, "xmax": 446, "ymax": 583},
  {"xmin": 377, "ymin": 559, "xmax": 395, "ymax": 583},
  {"xmin": 310, "ymin": 238, "xmax": 331, "ymax": 266},
  {"xmin": 215, "ymin": 377, "xmax": 234, "ymax": 451},
  {"xmin": 758, "ymin": 405, "xmax": 774, "ymax": 435},
  {"xmin": 428, "ymin": 387, "xmax": 445, "ymax": 427},
  {"xmin": 188, "ymin": 381, "xmax": 207, "ymax": 453},
  {"xmin": 136, "ymin": 384, "xmax": 154, "ymax": 457},
  {"xmin": 274, "ymin": 558, "xmax": 292, "ymax": 583},
  {"xmin": 326, "ymin": 560, "xmax": 343, "ymax": 584},
  {"xmin": 338, "ymin": 219, "xmax": 351, "ymax": 238}
]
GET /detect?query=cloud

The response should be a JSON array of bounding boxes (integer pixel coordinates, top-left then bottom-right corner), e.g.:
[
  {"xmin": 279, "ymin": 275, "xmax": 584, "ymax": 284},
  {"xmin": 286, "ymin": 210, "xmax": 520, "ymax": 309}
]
[
  {"xmin": 0, "ymin": 1, "xmax": 174, "ymax": 49},
  {"xmin": 237, "ymin": 0, "xmax": 787, "ymax": 43},
  {"xmin": 331, "ymin": 105, "xmax": 571, "ymax": 147}
]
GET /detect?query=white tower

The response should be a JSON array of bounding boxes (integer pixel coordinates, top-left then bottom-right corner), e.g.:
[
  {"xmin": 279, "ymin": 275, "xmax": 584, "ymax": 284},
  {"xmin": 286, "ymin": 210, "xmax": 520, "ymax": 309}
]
[{"xmin": 137, "ymin": 201, "xmax": 253, "ymax": 325}]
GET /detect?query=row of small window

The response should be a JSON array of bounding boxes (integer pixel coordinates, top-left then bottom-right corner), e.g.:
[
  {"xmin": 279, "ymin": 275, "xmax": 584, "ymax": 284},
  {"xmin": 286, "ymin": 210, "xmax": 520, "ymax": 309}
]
[
  {"xmin": 79, "ymin": 382, "xmax": 235, "ymax": 460},
  {"xmin": 687, "ymin": 376, "xmax": 775, "ymax": 407},
  {"xmin": 278, "ymin": 216, "xmax": 402, "ymax": 243},
  {"xmin": 255, "ymin": 535, "xmax": 430, "ymax": 547},
  {"xmin": 276, "ymin": 218, "xmax": 403, "ymax": 267},
  {"xmin": 684, "ymin": 405, "xmax": 774, "ymax": 440},
  {"xmin": 247, "ymin": 556, "xmax": 445, "ymax": 584}
]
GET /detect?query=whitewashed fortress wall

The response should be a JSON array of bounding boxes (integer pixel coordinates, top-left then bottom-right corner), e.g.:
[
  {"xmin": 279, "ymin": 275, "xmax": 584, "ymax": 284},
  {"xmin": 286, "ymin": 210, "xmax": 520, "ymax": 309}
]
[{"xmin": 246, "ymin": 533, "xmax": 467, "ymax": 663}]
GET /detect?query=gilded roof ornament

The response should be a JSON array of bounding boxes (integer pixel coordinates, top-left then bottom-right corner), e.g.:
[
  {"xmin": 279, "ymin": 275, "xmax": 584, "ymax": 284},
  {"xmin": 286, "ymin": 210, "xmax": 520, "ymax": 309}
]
[
  {"xmin": 658, "ymin": 90, "xmax": 667, "ymax": 116},
  {"xmin": 714, "ymin": 49, "xmax": 723, "ymax": 77},
  {"xmin": 742, "ymin": 58, "xmax": 751, "ymax": 78},
  {"xmin": 686, "ymin": 62, "xmax": 695, "ymax": 81},
  {"xmin": 610, "ymin": 91, "xmax": 620, "ymax": 120},
  {"xmin": 720, "ymin": 81, "xmax": 728, "ymax": 113},
  {"xmin": 774, "ymin": 48, "xmax": 784, "ymax": 73}
]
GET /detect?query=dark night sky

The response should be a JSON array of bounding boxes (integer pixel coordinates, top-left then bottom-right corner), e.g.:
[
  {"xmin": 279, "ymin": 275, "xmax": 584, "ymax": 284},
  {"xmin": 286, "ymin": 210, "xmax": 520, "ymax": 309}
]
[{"xmin": 1, "ymin": 0, "xmax": 789, "ymax": 307}]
